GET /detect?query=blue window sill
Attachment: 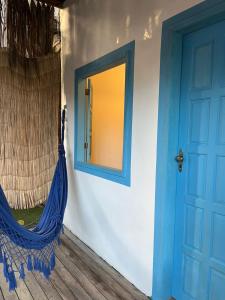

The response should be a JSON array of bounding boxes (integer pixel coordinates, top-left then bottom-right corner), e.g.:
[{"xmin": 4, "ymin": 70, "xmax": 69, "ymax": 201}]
[{"xmin": 74, "ymin": 161, "xmax": 131, "ymax": 186}]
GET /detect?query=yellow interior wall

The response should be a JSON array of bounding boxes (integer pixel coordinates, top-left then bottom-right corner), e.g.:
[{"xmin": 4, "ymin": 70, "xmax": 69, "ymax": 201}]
[{"xmin": 89, "ymin": 64, "xmax": 125, "ymax": 170}]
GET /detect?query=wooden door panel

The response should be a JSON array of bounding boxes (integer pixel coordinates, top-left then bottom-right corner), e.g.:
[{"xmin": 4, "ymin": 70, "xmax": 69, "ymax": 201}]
[{"xmin": 172, "ymin": 19, "xmax": 225, "ymax": 300}]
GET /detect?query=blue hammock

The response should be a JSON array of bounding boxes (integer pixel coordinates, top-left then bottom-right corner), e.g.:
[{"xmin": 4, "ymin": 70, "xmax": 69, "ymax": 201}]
[{"xmin": 0, "ymin": 109, "xmax": 68, "ymax": 291}]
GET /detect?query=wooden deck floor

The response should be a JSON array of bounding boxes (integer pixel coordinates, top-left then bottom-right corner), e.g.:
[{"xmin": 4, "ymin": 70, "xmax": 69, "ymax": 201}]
[{"xmin": 0, "ymin": 233, "xmax": 149, "ymax": 300}]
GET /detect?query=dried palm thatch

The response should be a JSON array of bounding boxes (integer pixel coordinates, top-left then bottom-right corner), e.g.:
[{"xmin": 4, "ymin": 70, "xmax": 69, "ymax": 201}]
[
  {"xmin": 0, "ymin": 49, "xmax": 60, "ymax": 209},
  {"xmin": 0, "ymin": 1, "xmax": 6, "ymax": 48},
  {"xmin": 0, "ymin": 0, "xmax": 59, "ymax": 69},
  {"xmin": 0, "ymin": 0, "xmax": 61, "ymax": 209}
]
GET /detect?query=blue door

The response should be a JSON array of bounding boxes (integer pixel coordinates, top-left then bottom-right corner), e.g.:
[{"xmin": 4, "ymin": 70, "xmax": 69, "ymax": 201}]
[{"xmin": 172, "ymin": 20, "xmax": 225, "ymax": 300}]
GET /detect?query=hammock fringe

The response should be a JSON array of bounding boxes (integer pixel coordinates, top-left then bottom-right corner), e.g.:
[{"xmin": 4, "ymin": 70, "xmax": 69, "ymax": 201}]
[
  {"xmin": 2, "ymin": 247, "xmax": 59, "ymax": 289},
  {"xmin": 0, "ymin": 109, "xmax": 67, "ymax": 291},
  {"xmin": 19, "ymin": 263, "xmax": 25, "ymax": 279}
]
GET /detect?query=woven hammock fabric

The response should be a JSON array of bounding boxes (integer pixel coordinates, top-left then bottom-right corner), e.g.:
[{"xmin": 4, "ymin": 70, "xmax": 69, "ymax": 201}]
[
  {"xmin": 0, "ymin": 49, "xmax": 60, "ymax": 209},
  {"xmin": 0, "ymin": 110, "xmax": 67, "ymax": 291}
]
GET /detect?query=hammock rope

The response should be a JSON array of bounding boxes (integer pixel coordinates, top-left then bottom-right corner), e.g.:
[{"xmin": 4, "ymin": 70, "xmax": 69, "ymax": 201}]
[{"xmin": 0, "ymin": 108, "xmax": 67, "ymax": 291}]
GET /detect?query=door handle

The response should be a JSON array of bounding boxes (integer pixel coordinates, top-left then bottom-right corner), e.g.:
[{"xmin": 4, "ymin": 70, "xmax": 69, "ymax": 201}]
[{"xmin": 175, "ymin": 149, "xmax": 184, "ymax": 172}]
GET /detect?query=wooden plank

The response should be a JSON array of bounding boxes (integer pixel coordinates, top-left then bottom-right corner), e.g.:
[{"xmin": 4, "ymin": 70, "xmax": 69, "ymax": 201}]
[
  {"xmin": 13, "ymin": 261, "xmax": 48, "ymax": 300},
  {"xmin": 0, "ymin": 265, "xmax": 19, "ymax": 300},
  {"xmin": 19, "ymin": 271, "xmax": 48, "ymax": 300},
  {"xmin": 0, "ymin": 232, "xmax": 148, "ymax": 300},
  {"xmin": 55, "ymin": 252, "xmax": 106, "ymax": 300},
  {"xmin": 33, "ymin": 272, "xmax": 63, "ymax": 300},
  {"xmin": 61, "ymin": 235, "xmax": 141, "ymax": 300},
  {"xmin": 8, "ymin": 261, "xmax": 34, "ymax": 300},
  {"xmin": 64, "ymin": 231, "xmax": 148, "ymax": 300},
  {"xmin": 54, "ymin": 257, "xmax": 92, "ymax": 300},
  {"xmin": 50, "ymin": 269, "xmax": 77, "ymax": 300},
  {"xmin": 0, "ymin": 261, "xmax": 33, "ymax": 300},
  {"xmin": 57, "ymin": 239, "xmax": 131, "ymax": 300},
  {"xmin": 55, "ymin": 245, "xmax": 119, "ymax": 300},
  {"xmin": 0, "ymin": 288, "xmax": 4, "ymax": 300},
  {"xmin": 14, "ymin": 272, "xmax": 33, "ymax": 300}
]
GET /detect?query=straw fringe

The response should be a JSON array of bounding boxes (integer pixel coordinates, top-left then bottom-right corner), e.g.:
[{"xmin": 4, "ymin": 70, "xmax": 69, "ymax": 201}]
[{"xmin": 0, "ymin": 50, "xmax": 60, "ymax": 209}]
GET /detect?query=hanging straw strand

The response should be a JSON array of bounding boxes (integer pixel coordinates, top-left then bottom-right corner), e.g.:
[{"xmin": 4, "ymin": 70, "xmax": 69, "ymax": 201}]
[{"xmin": 4, "ymin": 0, "xmax": 59, "ymax": 68}]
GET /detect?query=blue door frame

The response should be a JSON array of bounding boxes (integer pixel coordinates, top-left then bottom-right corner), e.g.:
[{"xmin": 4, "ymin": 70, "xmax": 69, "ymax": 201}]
[{"xmin": 153, "ymin": 1, "xmax": 225, "ymax": 299}]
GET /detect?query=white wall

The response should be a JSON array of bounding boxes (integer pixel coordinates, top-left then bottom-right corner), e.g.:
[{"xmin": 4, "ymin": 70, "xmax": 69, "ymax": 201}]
[{"xmin": 61, "ymin": 0, "xmax": 203, "ymax": 296}]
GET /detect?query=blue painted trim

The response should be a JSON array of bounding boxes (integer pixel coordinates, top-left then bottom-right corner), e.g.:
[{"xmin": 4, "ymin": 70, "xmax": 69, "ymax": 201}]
[
  {"xmin": 153, "ymin": 1, "xmax": 225, "ymax": 299},
  {"xmin": 74, "ymin": 41, "xmax": 135, "ymax": 186}
]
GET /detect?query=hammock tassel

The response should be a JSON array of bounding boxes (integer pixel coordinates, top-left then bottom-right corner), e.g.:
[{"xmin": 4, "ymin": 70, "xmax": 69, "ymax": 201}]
[
  {"xmin": 19, "ymin": 263, "xmax": 25, "ymax": 280},
  {"xmin": 27, "ymin": 255, "xmax": 33, "ymax": 271},
  {"xmin": 37, "ymin": 259, "xmax": 42, "ymax": 272},
  {"xmin": 8, "ymin": 269, "xmax": 17, "ymax": 291},
  {"xmin": 0, "ymin": 250, "xmax": 3, "ymax": 263},
  {"xmin": 43, "ymin": 265, "xmax": 51, "ymax": 279},
  {"xmin": 33, "ymin": 257, "xmax": 39, "ymax": 271},
  {"xmin": 40, "ymin": 261, "xmax": 44, "ymax": 274},
  {"xmin": 50, "ymin": 252, "xmax": 55, "ymax": 271},
  {"xmin": 3, "ymin": 254, "xmax": 9, "ymax": 281}
]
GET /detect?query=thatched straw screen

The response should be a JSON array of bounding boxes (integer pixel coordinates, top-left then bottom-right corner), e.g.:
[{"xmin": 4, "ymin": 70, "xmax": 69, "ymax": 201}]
[
  {"xmin": 0, "ymin": 0, "xmax": 61, "ymax": 209},
  {"xmin": 0, "ymin": 0, "xmax": 59, "ymax": 63},
  {"xmin": 0, "ymin": 49, "xmax": 60, "ymax": 209}
]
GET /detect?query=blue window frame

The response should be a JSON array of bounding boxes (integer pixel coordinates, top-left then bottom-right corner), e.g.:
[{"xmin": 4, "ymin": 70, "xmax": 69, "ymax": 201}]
[{"xmin": 74, "ymin": 41, "xmax": 135, "ymax": 186}]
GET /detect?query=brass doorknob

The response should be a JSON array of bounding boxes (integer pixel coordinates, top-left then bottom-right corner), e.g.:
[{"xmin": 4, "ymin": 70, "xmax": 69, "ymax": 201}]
[{"xmin": 175, "ymin": 149, "xmax": 184, "ymax": 172}]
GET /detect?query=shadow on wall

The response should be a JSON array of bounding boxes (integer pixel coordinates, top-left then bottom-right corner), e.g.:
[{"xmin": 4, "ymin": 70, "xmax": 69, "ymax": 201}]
[
  {"xmin": 67, "ymin": 0, "xmax": 162, "ymax": 65},
  {"xmin": 62, "ymin": 0, "xmax": 163, "ymax": 181},
  {"xmin": 61, "ymin": 0, "xmax": 162, "ymax": 294},
  {"xmin": 67, "ymin": 168, "xmax": 151, "ymax": 286}
]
